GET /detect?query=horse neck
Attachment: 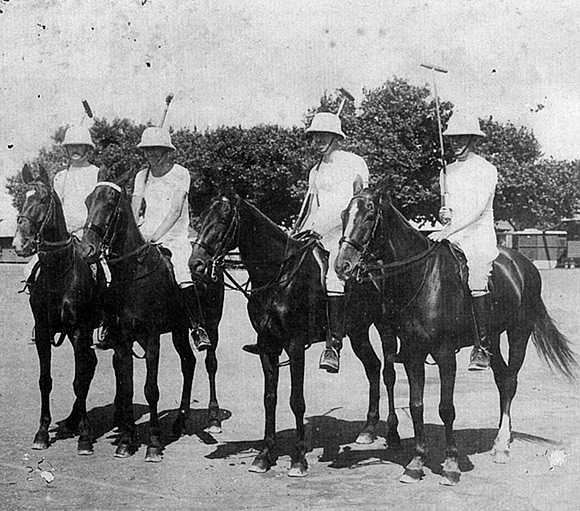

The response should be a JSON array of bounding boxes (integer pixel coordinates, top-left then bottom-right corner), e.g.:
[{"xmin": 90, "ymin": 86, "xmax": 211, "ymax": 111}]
[
  {"xmin": 41, "ymin": 191, "xmax": 69, "ymax": 244},
  {"xmin": 375, "ymin": 201, "xmax": 430, "ymax": 262},
  {"xmin": 236, "ymin": 199, "xmax": 294, "ymax": 281},
  {"xmin": 109, "ymin": 195, "xmax": 146, "ymax": 256}
]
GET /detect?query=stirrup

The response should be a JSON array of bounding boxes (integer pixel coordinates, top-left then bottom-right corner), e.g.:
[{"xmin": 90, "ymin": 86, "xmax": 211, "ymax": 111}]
[
  {"xmin": 192, "ymin": 327, "xmax": 211, "ymax": 351},
  {"xmin": 319, "ymin": 347, "xmax": 340, "ymax": 374},
  {"xmin": 468, "ymin": 347, "xmax": 491, "ymax": 371}
]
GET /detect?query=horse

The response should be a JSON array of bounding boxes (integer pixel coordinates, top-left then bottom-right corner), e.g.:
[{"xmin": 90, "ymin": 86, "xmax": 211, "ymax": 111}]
[
  {"xmin": 334, "ymin": 185, "xmax": 578, "ymax": 485},
  {"xmin": 12, "ymin": 164, "xmax": 101, "ymax": 455},
  {"xmin": 188, "ymin": 194, "xmax": 401, "ymax": 477},
  {"xmin": 79, "ymin": 179, "xmax": 225, "ymax": 462}
]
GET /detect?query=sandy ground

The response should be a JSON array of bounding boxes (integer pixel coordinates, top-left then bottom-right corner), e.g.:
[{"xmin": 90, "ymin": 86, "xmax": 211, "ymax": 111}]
[{"xmin": 1, "ymin": 264, "xmax": 580, "ymax": 510}]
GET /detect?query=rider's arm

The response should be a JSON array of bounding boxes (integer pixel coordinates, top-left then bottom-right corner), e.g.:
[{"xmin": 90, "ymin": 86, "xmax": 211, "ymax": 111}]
[
  {"xmin": 148, "ymin": 190, "xmax": 187, "ymax": 244},
  {"xmin": 439, "ymin": 193, "xmax": 493, "ymax": 238}
]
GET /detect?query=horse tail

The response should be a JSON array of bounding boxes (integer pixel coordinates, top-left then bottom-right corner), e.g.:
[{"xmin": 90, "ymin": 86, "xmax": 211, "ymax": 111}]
[{"xmin": 530, "ymin": 297, "xmax": 578, "ymax": 380}]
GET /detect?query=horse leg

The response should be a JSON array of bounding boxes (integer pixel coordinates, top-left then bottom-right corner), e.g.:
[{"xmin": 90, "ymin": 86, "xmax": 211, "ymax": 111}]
[
  {"xmin": 144, "ymin": 336, "xmax": 163, "ymax": 462},
  {"xmin": 170, "ymin": 327, "xmax": 196, "ymax": 437},
  {"xmin": 400, "ymin": 356, "xmax": 427, "ymax": 484},
  {"xmin": 249, "ymin": 345, "xmax": 280, "ymax": 473},
  {"xmin": 204, "ymin": 324, "xmax": 222, "ymax": 434},
  {"xmin": 433, "ymin": 345, "xmax": 460, "ymax": 485},
  {"xmin": 32, "ymin": 324, "xmax": 52, "ymax": 450},
  {"xmin": 69, "ymin": 327, "xmax": 98, "ymax": 455},
  {"xmin": 112, "ymin": 343, "xmax": 136, "ymax": 458},
  {"xmin": 379, "ymin": 324, "xmax": 400, "ymax": 448},
  {"xmin": 491, "ymin": 329, "xmax": 529, "ymax": 463},
  {"xmin": 288, "ymin": 341, "xmax": 307, "ymax": 477},
  {"xmin": 349, "ymin": 322, "xmax": 383, "ymax": 445}
]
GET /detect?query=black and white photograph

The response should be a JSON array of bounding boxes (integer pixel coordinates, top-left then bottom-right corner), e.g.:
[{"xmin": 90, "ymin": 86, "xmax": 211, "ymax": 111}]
[{"xmin": 1, "ymin": 1, "xmax": 580, "ymax": 509}]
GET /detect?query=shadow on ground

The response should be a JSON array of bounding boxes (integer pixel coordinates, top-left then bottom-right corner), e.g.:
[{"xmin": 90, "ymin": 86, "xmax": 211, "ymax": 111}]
[
  {"xmin": 205, "ymin": 413, "xmax": 561, "ymax": 476},
  {"xmin": 49, "ymin": 402, "xmax": 233, "ymax": 452}
]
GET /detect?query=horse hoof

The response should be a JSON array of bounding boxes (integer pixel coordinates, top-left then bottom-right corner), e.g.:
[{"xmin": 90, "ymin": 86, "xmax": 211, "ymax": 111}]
[
  {"xmin": 440, "ymin": 470, "xmax": 460, "ymax": 486},
  {"xmin": 32, "ymin": 432, "xmax": 49, "ymax": 450},
  {"xmin": 288, "ymin": 463, "xmax": 308, "ymax": 478},
  {"xmin": 205, "ymin": 424, "xmax": 222, "ymax": 435},
  {"xmin": 399, "ymin": 469, "xmax": 424, "ymax": 484},
  {"xmin": 249, "ymin": 458, "xmax": 270, "ymax": 473},
  {"xmin": 355, "ymin": 432, "xmax": 376, "ymax": 445},
  {"xmin": 114, "ymin": 444, "xmax": 133, "ymax": 458},
  {"xmin": 77, "ymin": 441, "xmax": 94, "ymax": 456},
  {"xmin": 145, "ymin": 447, "xmax": 163, "ymax": 463},
  {"xmin": 493, "ymin": 449, "xmax": 509, "ymax": 464}
]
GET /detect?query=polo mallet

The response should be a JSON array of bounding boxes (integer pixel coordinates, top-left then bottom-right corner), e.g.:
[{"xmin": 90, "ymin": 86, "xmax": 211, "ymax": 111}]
[
  {"xmin": 160, "ymin": 93, "xmax": 174, "ymax": 127},
  {"xmin": 420, "ymin": 63, "xmax": 448, "ymax": 208},
  {"xmin": 80, "ymin": 99, "xmax": 93, "ymax": 126},
  {"xmin": 336, "ymin": 88, "xmax": 354, "ymax": 117}
]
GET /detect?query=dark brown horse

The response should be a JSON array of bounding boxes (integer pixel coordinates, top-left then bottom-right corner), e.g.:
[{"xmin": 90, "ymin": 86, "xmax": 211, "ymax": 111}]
[
  {"xmin": 335, "ymin": 186, "xmax": 577, "ymax": 485},
  {"xmin": 13, "ymin": 164, "xmax": 101, "ymax": 455},
  {"xmin": 189, "ymin": 195, "xmax": 401, "ymax": 477},
  {"xmin": 79, "ymin": 180, "xmax": 224, "ymax": 461}
]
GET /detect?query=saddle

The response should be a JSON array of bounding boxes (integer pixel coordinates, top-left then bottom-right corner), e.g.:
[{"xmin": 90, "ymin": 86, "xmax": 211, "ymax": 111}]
[{"xmin": 442, "ymin": 240, "xmax": 495, "ymax": 295}]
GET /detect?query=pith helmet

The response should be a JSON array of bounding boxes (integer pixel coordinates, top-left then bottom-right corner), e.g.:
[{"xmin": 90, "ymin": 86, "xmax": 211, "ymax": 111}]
[
  {"xmin": 443, "ymin": 111, "xmax": 486, "ymax": 137},
  {"xmin": 62, "ymin": 126, "xmax": 95, "ymax": 149},
  {"xmin": 137, "ymin": 127, "xmax": 176, "ymax": 150},
  {"xmin": 305, "ymin": 112, "xmax": 346, "ymax": 139}
]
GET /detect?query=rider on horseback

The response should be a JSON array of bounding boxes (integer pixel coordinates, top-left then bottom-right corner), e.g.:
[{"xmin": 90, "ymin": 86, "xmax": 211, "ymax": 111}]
[
  {"xmin": 131, "ymin": 127, "xmax": 211, "ymax": 352},
  {"xmin": 297, "ymin": 112, "xmax": 369, "ymax": 373},
  {"xmin": 428, "ymin": 110, "xmax": 499, "ymax": 371},
  {"xmin": 23, "ymin": 126, "xmax": 102, "ymax": 339}
]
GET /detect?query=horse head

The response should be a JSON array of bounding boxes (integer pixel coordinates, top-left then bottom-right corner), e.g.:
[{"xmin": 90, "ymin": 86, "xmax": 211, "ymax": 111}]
[
  {"xmin": 80, "ymin": 175, "xmax": 124, "ymax": 263},
  {"xmin": 13, "ymin": 165, "xmax": 65, "ymax": 257},
  {"xmin": 189, "ymin": 194, "xmax": 238, "ymax": 278},
  {"xmin": 335, "ymin": 187, "xmax": 382, "ymax": 282}
]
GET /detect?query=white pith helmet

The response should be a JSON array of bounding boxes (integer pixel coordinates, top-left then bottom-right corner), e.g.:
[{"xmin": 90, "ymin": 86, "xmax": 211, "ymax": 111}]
[
  {"xmin": 305, "ymin": 112, "xmax": 346, "ymax": 139},
  {"xmin": 443, "ymin": 110, "xmax": 486, "ymax": 137},
  {"xmin": 137, "ymin": 126, "xmax": 176, "ymax": 150},
  {"xmin": 62, "ymin": 126, "xmax": 95, "ymax": 149}
]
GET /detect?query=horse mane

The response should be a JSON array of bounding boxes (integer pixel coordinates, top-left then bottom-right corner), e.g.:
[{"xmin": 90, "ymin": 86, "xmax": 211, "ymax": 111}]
[
  {"xmin": 237, "ymin": 196, "xmax": 296, "ymax": 246},
  {"xmin": 371, "ymin": 186, "xmax": 429, "ymax": 242}
]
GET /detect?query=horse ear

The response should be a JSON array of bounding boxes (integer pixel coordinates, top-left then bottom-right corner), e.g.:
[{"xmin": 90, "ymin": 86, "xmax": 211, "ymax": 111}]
[
  {"xmin": 21, "ymin": 164, "xmax": 34, "ymax": 185},
  {"xmin": 36, "ymin": 165, "xmax": 51, "ymax": 186},
  {"xmin": 97, "ymin": 166, "xmax": 109, "ymax": 182},
  {"xmin": 353, "ymin": 175, "xmax": 364, "ymax": 196}
]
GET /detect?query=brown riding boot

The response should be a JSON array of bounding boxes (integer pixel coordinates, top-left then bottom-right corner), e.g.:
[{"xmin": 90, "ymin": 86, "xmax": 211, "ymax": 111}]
[
  {"xmin": 319, "ymin": 295, "xmax": 345, "ymax": 373},
  {"xmin": 181, "ymin": 286, "xmax": 212, "ymax": 351},
  {"xmin": 468, "ymin": 294, "xmax": 491, "ymax": 371}
]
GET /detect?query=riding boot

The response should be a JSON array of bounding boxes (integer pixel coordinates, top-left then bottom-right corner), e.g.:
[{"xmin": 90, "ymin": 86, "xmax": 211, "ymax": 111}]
[
  {"xmin": 319, "ymin": 295, "xmax": 345, "ymax": 373},
  {"xmin": 468, "ymin": 294, "xmax": 492, "ymax": 371},
  {"xmin": 180, "ymin": 286, "xmax": 212, "ymax": 351}
]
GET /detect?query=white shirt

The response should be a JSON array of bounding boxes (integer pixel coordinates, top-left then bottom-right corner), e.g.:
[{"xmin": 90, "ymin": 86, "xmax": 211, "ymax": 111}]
[
  {"xmin": 302, "ymin": 150, "xmax": 369, "ymax": 237},
  {"xmin": 53, "ymin": 164, "xmax": 100, "ymax": 236},
  {"xmin": 133, "ymin": 164, "xmax": 190, "ymax": 245},
  {"xmin": 443, "ymin": 153, "xmax": 499, "ymax": 263}
]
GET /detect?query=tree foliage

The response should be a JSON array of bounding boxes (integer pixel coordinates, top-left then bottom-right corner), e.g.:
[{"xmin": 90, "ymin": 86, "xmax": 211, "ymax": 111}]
[{"xmin": 6, "ymin": 77, "xmax": 580, "ymax": 230}]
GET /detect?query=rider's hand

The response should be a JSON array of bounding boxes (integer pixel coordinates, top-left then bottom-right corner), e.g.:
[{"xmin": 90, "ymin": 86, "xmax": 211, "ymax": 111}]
[
  {"xmin": 439, "ymin": 207, "xmax": 452, "ymax": 225},
  {"xmin": 428, "ymin": 230, "xmax": 447, "ymax": 243}
]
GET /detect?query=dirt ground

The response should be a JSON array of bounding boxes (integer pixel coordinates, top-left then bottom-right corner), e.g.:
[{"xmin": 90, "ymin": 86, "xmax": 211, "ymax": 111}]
[{"xmin": 1, "ymin": 264, "xmax": 580, "ymax": 510}]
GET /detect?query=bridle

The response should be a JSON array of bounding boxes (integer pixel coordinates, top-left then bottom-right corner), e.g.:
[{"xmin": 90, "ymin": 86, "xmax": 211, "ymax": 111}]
[
  {"xmin": 83, "ymin": 181, "xmax": 125, "ymax": 258},
  {"xmin": 339, "ymin": 194, "xmax": 439, "ymax": 282},
  {"xmin": 192, "ymin": 198, "xmax": 240, "ymax": 282},
  {"xmin": 18, "ymin": 182, "xmax": 71, "ymax": 253}
]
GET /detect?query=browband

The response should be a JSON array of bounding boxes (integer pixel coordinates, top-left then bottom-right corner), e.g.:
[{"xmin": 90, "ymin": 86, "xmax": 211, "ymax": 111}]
[{"xmin": 95, "ymin": 181, "xmax": 122, "ymax": 192}]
